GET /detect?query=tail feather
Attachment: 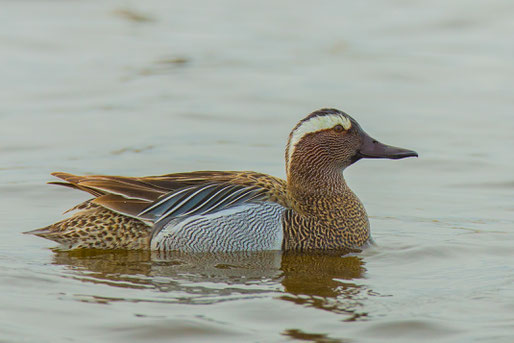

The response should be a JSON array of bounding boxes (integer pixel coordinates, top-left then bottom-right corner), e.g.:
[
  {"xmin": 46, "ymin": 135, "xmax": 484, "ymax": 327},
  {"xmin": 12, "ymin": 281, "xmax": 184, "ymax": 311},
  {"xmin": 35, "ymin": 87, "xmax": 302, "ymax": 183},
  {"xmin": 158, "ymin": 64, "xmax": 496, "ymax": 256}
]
[
  {"xmin": 48, "ymin": 180, "xmax": 104, "ymax": 197},
  {"xmin": 25, "ymin": 203, "xmax": 151, "ymax": 250}
]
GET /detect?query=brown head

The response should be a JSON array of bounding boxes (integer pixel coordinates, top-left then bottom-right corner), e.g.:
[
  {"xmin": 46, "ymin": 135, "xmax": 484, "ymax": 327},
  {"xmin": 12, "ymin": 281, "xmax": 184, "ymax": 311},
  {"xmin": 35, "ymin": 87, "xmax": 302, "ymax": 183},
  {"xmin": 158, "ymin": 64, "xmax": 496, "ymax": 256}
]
[{"xmin": 285, "ymin": 108, "xmax": 418, "ymax": 195}]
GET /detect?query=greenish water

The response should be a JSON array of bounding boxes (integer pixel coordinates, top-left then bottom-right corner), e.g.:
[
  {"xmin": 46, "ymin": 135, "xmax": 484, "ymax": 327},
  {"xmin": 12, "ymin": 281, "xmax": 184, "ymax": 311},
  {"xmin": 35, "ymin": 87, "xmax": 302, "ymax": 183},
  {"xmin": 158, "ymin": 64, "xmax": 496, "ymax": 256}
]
[{"xmin": 1, "ymin": 0, "xmax": 513, "ymax": 342}]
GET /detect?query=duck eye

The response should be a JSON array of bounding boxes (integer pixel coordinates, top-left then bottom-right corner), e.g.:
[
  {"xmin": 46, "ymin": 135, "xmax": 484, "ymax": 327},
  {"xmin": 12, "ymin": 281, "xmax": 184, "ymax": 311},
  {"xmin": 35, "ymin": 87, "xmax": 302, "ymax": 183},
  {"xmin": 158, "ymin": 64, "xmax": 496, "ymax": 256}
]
[{"xmin": 333, "ymin": 124, "xmax": 344, "ymax": 133}]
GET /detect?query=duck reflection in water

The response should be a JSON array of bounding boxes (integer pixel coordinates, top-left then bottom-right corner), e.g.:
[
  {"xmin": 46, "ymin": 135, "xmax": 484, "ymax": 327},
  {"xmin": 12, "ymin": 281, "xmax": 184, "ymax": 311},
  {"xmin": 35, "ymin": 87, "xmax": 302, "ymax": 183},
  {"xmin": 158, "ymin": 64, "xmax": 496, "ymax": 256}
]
[{"xmin": 52, "ymin": 249, "xmax": 368, "ymax": 320}]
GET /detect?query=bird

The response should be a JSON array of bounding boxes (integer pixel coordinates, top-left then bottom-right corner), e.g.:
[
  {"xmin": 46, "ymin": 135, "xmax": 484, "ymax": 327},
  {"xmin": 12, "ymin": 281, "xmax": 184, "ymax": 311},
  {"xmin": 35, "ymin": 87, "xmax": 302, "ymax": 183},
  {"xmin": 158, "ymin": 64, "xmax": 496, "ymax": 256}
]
[{"xmin": 26, "ymin": 108, "xmax": 417, "ymax": 252}]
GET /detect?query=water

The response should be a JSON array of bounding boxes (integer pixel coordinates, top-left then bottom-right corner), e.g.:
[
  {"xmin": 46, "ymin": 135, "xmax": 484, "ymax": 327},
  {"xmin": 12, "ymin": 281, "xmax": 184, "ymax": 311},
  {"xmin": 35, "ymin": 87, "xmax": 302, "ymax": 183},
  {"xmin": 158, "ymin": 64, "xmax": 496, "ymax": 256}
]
[{"xmin": 1, "ymin": 0, "xmax": 513, "ymax": 342}]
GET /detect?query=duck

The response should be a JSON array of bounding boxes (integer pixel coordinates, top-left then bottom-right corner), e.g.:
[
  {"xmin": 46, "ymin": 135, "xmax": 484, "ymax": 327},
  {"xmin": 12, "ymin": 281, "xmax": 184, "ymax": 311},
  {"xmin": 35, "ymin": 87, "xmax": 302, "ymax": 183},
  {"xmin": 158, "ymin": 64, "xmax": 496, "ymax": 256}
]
[{"xmin": 26, "ymin": 108, "xmax": 417, "ymax": 252}]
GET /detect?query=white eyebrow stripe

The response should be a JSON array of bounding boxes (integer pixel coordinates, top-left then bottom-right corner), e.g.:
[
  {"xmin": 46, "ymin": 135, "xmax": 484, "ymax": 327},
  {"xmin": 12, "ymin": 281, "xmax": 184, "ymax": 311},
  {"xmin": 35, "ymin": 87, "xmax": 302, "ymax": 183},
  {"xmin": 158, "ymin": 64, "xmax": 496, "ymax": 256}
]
[{"xmin": 286, "ymin": 114, "xmax": 351, "ymax": 172}]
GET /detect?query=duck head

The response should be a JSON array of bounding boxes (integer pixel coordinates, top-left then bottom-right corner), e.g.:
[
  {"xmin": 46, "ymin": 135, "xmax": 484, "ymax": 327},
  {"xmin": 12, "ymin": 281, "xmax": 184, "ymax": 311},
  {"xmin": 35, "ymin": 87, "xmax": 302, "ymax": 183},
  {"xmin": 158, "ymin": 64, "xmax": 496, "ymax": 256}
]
[{"xmin": 286, "ymin": 108, "xmax": 418, "ymax": 179}]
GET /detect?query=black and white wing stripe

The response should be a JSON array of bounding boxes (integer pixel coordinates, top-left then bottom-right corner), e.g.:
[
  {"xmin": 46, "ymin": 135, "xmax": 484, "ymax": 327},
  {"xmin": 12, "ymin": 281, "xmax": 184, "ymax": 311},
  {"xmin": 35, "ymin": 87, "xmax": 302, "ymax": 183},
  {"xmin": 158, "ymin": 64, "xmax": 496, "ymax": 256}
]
[{"xmin": 138, "ymin": 183, "xmax": 268, "ymax": 225}]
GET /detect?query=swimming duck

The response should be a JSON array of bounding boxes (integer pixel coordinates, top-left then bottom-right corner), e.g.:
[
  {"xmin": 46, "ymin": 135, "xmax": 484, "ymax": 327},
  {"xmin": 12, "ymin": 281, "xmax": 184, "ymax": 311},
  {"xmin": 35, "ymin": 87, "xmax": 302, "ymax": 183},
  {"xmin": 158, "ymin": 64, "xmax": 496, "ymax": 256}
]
[{"xmin": 27, "ymin": 108, "xmax": 417, "ymax": 252}]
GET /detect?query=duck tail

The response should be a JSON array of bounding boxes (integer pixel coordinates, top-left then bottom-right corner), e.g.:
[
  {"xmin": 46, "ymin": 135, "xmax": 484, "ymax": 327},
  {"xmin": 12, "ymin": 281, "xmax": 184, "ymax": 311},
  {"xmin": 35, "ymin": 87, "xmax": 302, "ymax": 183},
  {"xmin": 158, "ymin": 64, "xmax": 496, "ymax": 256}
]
[{"xmin": 25, "ymin": 202, "xmax": 151, "ymax": 250}]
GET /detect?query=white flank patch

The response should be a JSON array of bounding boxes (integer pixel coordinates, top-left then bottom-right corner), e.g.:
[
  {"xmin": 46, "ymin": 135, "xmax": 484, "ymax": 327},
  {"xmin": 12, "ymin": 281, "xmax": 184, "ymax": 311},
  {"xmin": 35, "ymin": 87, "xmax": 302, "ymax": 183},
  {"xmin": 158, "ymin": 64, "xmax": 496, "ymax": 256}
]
[
  {"xmin": 152, "ymin": 202, "xmax": 285, "ymax": 251},
  {"xmin": 287, "ymin": 114, "xmax": 352, "ymax": 170}
]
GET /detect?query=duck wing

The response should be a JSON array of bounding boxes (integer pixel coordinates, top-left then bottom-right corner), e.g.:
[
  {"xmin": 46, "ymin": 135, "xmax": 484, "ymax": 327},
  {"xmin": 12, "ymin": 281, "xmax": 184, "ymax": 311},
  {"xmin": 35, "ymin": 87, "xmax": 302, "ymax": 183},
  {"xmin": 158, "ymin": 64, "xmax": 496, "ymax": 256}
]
[
  {"xmin": 50, "ymin": 171, "xmax": 289, "ymax": 222},
  {"xmin": 138, "ymin": 182, "xmax": 269, "ymax": 224}
]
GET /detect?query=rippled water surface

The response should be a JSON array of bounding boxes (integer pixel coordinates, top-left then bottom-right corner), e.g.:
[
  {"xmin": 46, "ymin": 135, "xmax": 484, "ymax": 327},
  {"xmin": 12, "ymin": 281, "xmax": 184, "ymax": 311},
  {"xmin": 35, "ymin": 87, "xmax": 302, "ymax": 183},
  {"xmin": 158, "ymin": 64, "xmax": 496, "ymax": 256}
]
[{"xmin": 1, "ymin": 1, "xmax": 513, "ymax": 342}]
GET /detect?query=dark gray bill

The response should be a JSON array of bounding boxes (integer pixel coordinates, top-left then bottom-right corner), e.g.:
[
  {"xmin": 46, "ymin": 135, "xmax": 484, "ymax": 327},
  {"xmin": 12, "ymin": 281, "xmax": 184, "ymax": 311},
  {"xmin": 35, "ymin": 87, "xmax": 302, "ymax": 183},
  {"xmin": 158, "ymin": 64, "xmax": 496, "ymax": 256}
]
[{"xmin": 357, "ymin": 130, "xmax": 418, "ymax": 160}]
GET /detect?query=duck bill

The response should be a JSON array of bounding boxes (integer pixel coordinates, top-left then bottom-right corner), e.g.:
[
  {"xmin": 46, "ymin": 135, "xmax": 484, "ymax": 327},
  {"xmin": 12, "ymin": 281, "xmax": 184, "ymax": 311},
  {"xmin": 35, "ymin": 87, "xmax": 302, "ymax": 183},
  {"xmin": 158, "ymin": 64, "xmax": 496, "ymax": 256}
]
[{"xmin": 357, "ymin": 131, "xmax": 418, "ymax": 160}]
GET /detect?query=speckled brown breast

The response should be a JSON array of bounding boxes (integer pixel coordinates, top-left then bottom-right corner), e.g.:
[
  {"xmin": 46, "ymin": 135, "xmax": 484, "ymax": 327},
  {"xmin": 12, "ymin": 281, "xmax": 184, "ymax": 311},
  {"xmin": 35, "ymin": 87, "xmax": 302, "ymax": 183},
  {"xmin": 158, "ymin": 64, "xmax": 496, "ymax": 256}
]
[{"xmin": 282, "ymin": 190, "xmax": 370, "ymax": 251}]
